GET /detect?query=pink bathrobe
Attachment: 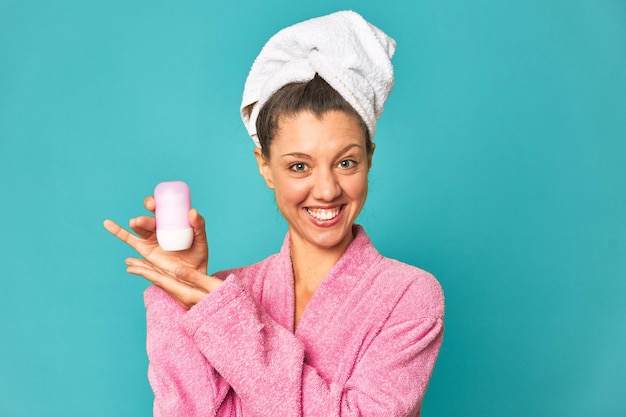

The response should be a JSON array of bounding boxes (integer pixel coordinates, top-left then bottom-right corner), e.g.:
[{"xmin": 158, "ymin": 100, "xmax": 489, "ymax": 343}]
[{"xmin": 144, "ymin": 226, "xmax": 444, "ymax": 417}]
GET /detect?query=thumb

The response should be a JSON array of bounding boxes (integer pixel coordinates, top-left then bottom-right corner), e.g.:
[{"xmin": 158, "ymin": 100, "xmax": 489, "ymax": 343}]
[
  {"xmin": 189, "ymin": 208, "xmax": 208, "ymax": 244},
  {"xmin": 174, "ymin": 266, "xmax": 220, "ymax": 293}
]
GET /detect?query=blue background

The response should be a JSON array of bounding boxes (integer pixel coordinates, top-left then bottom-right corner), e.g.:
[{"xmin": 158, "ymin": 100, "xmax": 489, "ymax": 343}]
[{"xmin": 1, "ymin": 1, "xmax": 625, "ymax": 416}]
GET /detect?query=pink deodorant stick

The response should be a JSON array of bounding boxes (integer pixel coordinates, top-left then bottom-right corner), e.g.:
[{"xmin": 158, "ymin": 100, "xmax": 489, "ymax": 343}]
[{"xmin": 154, "ymin": 181, "xmax": 193, "ymax": 251}]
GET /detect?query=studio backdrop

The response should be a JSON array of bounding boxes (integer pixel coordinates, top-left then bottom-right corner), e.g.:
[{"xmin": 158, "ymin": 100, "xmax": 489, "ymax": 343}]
[{"xmin": 1, "ymin": 1, "xmax": 624, "ymax": 416}]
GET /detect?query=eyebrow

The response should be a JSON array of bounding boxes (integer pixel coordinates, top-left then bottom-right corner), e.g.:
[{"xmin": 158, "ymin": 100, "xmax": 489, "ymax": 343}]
[
  {"xmin": 281, "ymin": 152, "xmax": 311, "ymax": 159},
  {"xmin": 280, "ymin": 143, "xmax": 363, "ymax": 159}
]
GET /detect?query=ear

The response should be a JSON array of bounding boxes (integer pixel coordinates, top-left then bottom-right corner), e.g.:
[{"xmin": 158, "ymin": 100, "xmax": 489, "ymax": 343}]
[
  {"xmin": 367, "ymin": 142, "xmax": 376, "ymax": 170},
  {"xmin": 254, "ymin": 148, "xmax": 275, "ymax": 189}
]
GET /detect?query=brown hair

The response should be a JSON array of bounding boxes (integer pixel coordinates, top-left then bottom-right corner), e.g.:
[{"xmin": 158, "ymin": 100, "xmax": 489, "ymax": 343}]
[{"xmin": 255, "ymin": 74, "xmax": 372, "ymax": 158}]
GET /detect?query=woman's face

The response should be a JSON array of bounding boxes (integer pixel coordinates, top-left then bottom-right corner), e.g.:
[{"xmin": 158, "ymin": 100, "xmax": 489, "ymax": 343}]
[{"xmin": 255, "ymin": 110, "xmax": 374, "ymax": 254}]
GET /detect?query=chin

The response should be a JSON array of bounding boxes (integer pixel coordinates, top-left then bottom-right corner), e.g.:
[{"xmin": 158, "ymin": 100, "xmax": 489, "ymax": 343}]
[{"xmin": 307, "ymin": 225, "xmax": 354, "ymax": 251}]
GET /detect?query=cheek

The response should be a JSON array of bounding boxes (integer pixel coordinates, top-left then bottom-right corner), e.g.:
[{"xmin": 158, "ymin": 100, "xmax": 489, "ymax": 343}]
[
  {"xmin": 274, "ymin": 177, "xmax": 310, "ymax": 207},
  {"xmin": 342, "ymin": 173, "xmax": 369, "ymax": 200}
]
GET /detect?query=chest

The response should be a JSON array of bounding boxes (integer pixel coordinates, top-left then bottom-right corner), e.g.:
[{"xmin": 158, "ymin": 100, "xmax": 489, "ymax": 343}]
[
  {"xmin": 264, "ymin": 269, "xmax": 394, "ymax": 384},
  {"xmin": 294, "ymin": 285, "xmax": 314, "ymax": 329}
]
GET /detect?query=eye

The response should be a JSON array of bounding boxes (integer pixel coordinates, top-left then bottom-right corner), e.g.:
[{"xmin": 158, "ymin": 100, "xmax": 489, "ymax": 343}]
[
  {"xmin": 338, "ymin": 159, "xmax": 356, "ymax": 169},
  {"xmin": 290, "ymin": 162, "xmax": 308, "ymax": 172}
]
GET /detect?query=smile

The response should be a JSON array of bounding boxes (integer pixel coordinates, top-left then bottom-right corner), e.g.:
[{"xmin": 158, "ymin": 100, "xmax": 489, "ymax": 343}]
[{"xmin": 306, "ymin": 206, "xmax": 343, "ymax": 221}]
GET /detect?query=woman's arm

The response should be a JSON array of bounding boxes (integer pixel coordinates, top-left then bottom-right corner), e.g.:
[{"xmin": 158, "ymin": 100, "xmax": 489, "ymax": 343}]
[
  {"xmin": 104, "ymin": 200, "xmax": 237, "ymax": 415},
  {"xmin": 144, "ymin": 285, "xmax": 234, "ymax": 417}
]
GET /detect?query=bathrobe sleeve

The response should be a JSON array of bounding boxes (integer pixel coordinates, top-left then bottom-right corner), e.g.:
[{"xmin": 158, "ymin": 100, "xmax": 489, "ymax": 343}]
[
  {"xmin": 179, "ymin": 273, "xmax": 444, "ymax": 417},
  {"xmin": 144, "ymin": 286, "xmax": 235, "ymax": 417}
]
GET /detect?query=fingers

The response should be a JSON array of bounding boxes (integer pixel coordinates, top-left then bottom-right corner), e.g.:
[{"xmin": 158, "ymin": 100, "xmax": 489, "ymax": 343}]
[
  {"xmin": 103, "ymin": 219, "xmax": 139, "ymax": 247},
  {"xmin": 144, "ymin": 196, "xmax": 156, "ymax": 212},
  {"xmin": 125, "ymin": 258, "xmax": 169, "ymax": 285},
  {"xmin": 126, "ymin": 258, "xmax": 210, "ymax": 309},
  {"xmin": 189, "ymin": 208, "xmax": 208, "ymax": 243},
  {"xmin": 129, "ymin": 216, "xmax": 156, "ymax": 239}
]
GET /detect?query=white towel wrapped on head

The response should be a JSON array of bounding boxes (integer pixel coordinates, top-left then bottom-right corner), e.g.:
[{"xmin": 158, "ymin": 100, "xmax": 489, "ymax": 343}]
[{"xmin": 240, "ymin": 10, "xmax": 396, "ymax": 148}]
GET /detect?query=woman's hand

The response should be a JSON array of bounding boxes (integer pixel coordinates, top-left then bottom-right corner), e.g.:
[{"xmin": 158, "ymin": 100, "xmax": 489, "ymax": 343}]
[
  {"xmin": 104, "ymin": 196, "xmax": 221, "ymax": 309},
  {"xmin": 124, "ymin": 257, "xmax": 221, "ymax": 309},
  {"xmin": 104, "ymin": 196, "xmax": 209, "ymax": 274}
]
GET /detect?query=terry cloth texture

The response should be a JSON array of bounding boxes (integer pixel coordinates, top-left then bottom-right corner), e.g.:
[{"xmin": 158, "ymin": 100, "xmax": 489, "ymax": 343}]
[
  {"xmin": 240, "ymin": 10, "xmax": 396, "ymax": 147},
  {"xmin": 144, "ymin": 226, "xmax": 444, "ymax": 417}
]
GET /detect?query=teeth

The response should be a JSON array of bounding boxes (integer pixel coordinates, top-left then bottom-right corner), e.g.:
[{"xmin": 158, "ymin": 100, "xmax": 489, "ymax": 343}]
[{"xmin": 307, "ymin": 207, "xmax": 341, "ymax": 221}]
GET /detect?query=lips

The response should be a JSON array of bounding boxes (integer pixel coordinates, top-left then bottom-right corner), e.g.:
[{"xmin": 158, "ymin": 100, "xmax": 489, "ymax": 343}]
[{"xmin": 306, "ymin": 206, "xmax": 343, "ymax": 221}]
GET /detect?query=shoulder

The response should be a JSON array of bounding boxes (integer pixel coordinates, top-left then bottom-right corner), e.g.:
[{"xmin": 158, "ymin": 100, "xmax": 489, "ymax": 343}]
[
  {"xmin": 347, "ymin": 226, "xmax": 444, "ymax": 320},
  {"xmin": 374, "ymin": 257, "xmax": 445, "ymax": 319}
]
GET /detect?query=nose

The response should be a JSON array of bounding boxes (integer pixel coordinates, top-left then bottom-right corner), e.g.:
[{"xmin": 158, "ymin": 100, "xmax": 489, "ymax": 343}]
[{"xmin": 312, "ymin": 167, "xmax": 342, "ymax": 201}]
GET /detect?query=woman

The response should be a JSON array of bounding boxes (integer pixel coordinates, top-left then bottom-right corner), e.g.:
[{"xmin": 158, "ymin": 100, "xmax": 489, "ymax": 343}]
[{"xmin": 104, "ymin": 11, "xmax": 444, "ymax": 417}]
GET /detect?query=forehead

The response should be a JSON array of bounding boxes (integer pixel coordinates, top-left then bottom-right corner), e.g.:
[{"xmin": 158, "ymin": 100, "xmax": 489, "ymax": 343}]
[{"xmin": 272, "ymin": 110, "xmax": 366, "ymax": 152}]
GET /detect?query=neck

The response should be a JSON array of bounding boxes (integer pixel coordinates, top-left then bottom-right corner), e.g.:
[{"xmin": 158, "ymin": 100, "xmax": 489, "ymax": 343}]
[{"xmin": 289, "ymin": 231, "xmax": 354, "ymax": 290}]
